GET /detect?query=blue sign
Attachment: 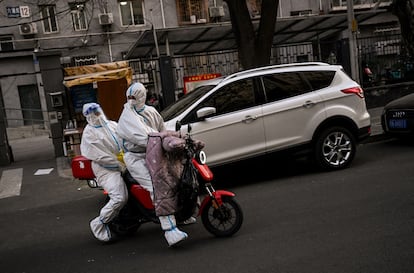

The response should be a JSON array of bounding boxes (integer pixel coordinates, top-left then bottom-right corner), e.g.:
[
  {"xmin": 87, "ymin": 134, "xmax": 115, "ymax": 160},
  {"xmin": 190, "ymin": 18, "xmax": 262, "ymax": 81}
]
[
  {"xmin": 70, "ymin": 84, "xmax": 97, "ymax": 113},
  {"xmin": 6, "ymin": 6, "xmax": 20, "ymax": 18}
]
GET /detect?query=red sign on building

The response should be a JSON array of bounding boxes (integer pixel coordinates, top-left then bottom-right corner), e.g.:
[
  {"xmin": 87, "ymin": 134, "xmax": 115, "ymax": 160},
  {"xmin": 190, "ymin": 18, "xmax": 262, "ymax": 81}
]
[{"xmin": 183, "ymin": 73, "xmax": 221, "ymax": 94}]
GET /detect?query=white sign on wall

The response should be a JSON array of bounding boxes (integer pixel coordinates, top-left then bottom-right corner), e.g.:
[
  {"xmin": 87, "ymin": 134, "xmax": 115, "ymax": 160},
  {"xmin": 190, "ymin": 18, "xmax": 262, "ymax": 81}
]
[{"xmin": 20, "ymin": 6, "xmax": 30, "ymax": 17}]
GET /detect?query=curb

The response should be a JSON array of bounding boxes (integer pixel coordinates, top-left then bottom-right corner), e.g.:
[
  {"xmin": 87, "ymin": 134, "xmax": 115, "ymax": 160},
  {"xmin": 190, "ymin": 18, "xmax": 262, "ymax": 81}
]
[
  {"xmin": 361, "ymin": 132, "xmax": 390, "ymax": 144},
  {"xmin": 56, "ymin": 156, "xmax": 73, "ymax": 179}
]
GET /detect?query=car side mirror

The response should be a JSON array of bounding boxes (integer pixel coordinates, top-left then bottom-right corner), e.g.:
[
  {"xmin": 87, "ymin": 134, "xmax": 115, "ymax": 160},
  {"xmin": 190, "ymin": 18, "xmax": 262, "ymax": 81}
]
[{"xmin": 196, "ymin": 107, "xmax": 216, "ymax": 119}]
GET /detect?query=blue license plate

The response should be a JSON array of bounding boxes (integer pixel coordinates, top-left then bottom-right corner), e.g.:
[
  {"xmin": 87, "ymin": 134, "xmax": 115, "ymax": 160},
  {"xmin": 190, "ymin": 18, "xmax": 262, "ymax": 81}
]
[{"xmin": 389, "ymin": 119, "xmax": 407, "ymax": 129}]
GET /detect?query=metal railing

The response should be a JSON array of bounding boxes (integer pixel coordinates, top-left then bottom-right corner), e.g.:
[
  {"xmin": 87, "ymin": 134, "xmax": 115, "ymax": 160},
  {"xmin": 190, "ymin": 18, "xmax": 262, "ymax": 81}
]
[
  {"xmin": 129, "ymin": 31, "xmax": 411, "ymax": 99},
  {"xmin": 358, "ymin": 33, "xmax": 414, "ymax": 87},
  {"xmin": 2, "ymin": 107, "xmax": 49, "ymax": 127}
]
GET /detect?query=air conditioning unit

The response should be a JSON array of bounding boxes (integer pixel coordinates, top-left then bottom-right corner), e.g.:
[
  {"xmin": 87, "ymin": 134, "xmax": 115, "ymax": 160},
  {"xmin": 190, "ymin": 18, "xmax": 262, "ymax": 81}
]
[
  {"xmin": 19, "ymin": 23, "xmax": 37, "ymax": 35},
  {"xmin": 209, "ymin": 6, "xmax": 225, "ymax": 18},
  {"xmin": 99, "ymin": 13, "xmax": 113, "ymax": 25}
]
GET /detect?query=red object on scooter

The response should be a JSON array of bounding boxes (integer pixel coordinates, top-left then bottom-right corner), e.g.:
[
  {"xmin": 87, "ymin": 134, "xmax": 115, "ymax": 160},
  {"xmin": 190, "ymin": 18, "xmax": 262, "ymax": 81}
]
[
  {"xmin": 129, "ymin": 184, "xmax": 155, "ymax": 209},
  {"xmin": 192, "ymin": 158, "xmax": 213, "ymax": 181},
  {"xmin": 71, "ymin": 155, "xmax": 95, "ymax": 179}
]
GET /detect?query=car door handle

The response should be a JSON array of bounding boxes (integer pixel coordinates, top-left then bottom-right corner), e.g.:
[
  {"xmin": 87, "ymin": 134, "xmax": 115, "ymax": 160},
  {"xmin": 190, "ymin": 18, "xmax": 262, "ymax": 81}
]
[
  {"xmin": 242, "ymin": 115, "xmax": 257, "ymax": 123},
  {"xmin": 303, "ymin": 100, "xmax": 316, "ymax": 108}
]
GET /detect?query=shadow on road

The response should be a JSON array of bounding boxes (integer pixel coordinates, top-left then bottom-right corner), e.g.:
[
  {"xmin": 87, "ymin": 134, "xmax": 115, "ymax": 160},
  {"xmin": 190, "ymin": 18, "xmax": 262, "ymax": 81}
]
[{"xmin": 211, "ymin": 153, "xmax": 318, "ymax": 188}]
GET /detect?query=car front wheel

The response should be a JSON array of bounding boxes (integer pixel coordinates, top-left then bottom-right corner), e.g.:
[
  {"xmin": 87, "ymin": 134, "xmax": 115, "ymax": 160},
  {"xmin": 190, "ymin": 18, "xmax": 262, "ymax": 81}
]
[{"xmin": 314, "ymin": 126, "xmax": 356, "ymax": 170}]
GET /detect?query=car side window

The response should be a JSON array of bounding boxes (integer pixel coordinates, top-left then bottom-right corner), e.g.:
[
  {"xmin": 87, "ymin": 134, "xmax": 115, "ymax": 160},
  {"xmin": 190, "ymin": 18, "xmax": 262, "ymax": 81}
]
[
  {"xmin": 183, "ymin": 78, "xmax": 257, "ymax": 123},
  {"xmin": 302, "ymin": 71, "xmax": 335, "ymax": 90},
  {"xmin": 262, "ymin": 72, "xmax": 312, "ymax": 103}
]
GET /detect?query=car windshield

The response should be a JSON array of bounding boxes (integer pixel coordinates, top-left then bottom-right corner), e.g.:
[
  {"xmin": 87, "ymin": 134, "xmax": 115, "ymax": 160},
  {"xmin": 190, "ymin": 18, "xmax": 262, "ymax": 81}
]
[{"xmin": 161, "ymin": 85, "xmax": 215, "ymax": 120}]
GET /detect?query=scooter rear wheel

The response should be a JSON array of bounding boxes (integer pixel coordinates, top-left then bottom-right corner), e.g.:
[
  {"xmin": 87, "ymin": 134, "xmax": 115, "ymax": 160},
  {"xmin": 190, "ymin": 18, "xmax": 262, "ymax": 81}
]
[{"xmin": 201, "ymin": 196, "xmax": 243, "ymax": 237}]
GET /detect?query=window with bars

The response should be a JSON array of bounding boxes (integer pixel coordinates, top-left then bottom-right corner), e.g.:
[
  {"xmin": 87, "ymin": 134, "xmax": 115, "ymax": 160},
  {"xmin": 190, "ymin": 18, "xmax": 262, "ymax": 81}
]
[
  {"xmin": 176, "ymin": 0, "xmax": 208, "ymax": 24},
  {"xmin": 119, "ymin": 0, "xmax": 144, "ymax": 26},
  {"xmin": 0, "ymin": 36, "xmax": 14, "ymax": 52},
  {"xmin": 73, "ymin": 55, "xmax": 98, "ymax": 66},
  {"xmin": 69, "ymin": 2, "xmax": 88, "ymax": 31},
  {"xmin": 39, "ymin": 5, "xmax": 58, "ymax": 33}
]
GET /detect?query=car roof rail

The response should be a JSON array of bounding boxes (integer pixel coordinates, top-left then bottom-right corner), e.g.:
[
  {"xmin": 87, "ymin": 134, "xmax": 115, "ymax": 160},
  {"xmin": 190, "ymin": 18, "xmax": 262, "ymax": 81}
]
[{"xmin": 223, "ymin": 62, "xmax": 330, "ymax": 81}]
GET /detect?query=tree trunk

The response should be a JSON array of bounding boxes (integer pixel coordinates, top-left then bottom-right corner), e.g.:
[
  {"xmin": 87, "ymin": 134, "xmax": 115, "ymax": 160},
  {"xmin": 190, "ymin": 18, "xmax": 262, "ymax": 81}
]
[
  {"xmin": 256, "ymin": 0, "xmax": 279, "ymax": 66},
  {"xmin": 224, "ymin": 0, "xmax": 278, "ymax": 69},
  {"xmin": 392, "ymin": 0, "xmax": 414, "ymax": 59}
]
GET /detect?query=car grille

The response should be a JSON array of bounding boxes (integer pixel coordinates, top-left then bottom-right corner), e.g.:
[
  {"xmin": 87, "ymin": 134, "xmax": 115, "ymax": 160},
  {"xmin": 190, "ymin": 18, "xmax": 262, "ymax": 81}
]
[{"xmin": 384, "ymin": 109, "xmax": 414, "ymax": 132}]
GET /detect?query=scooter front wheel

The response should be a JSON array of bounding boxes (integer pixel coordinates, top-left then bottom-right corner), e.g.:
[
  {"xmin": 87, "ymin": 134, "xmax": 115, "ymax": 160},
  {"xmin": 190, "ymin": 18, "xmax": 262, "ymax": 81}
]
[{"xmin": 201, "ymin": 196, "xmax": 243, "ymax": 237}]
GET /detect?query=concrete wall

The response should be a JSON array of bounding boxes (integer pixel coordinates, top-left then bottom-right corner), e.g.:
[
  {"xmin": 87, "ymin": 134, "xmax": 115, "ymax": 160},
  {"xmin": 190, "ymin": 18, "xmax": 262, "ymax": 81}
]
[
  {"xmin": 279, "ymin": 0, "xmax": 321, "ymax": 17},
  {"xmin": 0, "ymin": 0, "xmax": 180, "ymax": 64},
  {"xmin": 0, "ymin": 0, "xmax": 182, "ymax": 136},
  {"xmin": 0, "ymin": 54, "xmax": 36, "ymax": 127}
]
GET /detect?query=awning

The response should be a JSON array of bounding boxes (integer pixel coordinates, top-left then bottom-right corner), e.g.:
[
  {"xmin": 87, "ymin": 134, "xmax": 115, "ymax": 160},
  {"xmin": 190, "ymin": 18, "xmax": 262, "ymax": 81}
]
[
  {"xmin": 125, "ymin": 9, "xmax": 396, "ymax": 59},
  {"xmin": 63, "ymin": 61, "xmax": 133, "ymax": 88}
]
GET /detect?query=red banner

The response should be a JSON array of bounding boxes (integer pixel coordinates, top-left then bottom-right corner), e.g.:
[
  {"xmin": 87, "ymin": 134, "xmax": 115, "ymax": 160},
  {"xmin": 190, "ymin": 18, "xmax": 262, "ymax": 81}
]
[{"xmin": 183, "ymin": 73, "xmax": 221, "ymax": 94}]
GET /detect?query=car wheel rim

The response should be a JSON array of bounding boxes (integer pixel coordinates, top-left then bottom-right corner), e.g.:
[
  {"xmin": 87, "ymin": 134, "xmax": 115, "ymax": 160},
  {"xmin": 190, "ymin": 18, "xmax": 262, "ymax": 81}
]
[{"xmin": 322, "ymin": 131, "xmax": 352, "ymax": 166}]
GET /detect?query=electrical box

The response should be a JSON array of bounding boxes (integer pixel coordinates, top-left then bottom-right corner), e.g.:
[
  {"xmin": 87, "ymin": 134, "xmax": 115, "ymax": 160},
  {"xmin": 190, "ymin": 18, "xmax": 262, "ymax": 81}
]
[
  {"xmin": 99, "ymin": 13, "xmax": 113, "ymax": 25},
  {"xmin": 49, "ymin": 91, "xmax": 64, "ymax": 108},
  {"xmin": 209, "ymin": 6, "xmax": 225, "ymax": 17}
]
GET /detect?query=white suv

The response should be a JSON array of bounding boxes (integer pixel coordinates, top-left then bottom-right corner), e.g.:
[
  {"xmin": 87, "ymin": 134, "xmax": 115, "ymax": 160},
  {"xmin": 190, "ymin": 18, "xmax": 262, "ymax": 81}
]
[{"xmin": 161, "ymin": 62, "xmax": 371, "ymax": 170}]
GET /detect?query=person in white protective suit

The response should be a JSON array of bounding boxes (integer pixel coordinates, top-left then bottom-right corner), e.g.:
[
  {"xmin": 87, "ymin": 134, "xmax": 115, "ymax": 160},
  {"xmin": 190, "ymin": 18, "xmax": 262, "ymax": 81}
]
[
  {"xmin": 80, "ymin": 103, "xmax": 128, "ymax": 242},
  {"xmin": 117, "ymin": 82, "xmax": 192, "ymax": 247}
]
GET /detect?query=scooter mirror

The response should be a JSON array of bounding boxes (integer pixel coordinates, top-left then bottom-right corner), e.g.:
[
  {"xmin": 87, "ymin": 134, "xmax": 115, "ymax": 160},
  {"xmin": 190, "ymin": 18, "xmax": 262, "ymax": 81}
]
[{"xmin": 175, "ymin": 120, "xmax": 182, "ymax": 131}]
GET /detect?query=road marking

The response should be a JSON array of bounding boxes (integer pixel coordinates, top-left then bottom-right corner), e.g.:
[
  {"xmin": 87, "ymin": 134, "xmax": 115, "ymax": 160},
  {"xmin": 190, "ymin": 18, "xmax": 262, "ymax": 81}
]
[
  {"xmin": 0, "ymin": 168, "xmax": 23, "ymax": 199},
  {"xmin": 34, "ymin": 168, "xmax": 54, "ymax": 175}
]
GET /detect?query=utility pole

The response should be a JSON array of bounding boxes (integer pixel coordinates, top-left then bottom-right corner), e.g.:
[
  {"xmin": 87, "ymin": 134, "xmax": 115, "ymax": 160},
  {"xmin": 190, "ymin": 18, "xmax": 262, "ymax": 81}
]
[
  {"xmin": 347, "ymin": 0, "xmax": 360, "ymax": 83},
  {"xmin": 0, "ymin": 106, "xmax": 12, "ymax": 165}
]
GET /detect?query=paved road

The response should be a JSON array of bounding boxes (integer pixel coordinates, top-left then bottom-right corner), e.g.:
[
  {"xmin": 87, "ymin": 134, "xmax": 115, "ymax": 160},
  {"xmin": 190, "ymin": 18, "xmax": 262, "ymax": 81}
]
[{"xmin": 1, "ymin": 137, "xmax": 414, "ymax": 273}]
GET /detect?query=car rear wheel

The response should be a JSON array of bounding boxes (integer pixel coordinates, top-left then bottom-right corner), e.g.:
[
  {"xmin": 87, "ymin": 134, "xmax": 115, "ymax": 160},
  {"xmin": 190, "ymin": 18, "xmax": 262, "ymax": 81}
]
[{"xmin": 314, "ymin": 126, "xmax": 356, "ymax": 170}]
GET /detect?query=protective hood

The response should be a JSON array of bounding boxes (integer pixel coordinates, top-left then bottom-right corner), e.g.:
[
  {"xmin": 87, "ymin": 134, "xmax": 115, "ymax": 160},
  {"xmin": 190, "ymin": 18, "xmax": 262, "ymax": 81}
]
[
  {"xmin": 82, "ymin": 102, "xmax": 108, "ymax": 127},
  {"xmin": 126, "ymin": 82, "xmax": 147, "ymax": 109}
]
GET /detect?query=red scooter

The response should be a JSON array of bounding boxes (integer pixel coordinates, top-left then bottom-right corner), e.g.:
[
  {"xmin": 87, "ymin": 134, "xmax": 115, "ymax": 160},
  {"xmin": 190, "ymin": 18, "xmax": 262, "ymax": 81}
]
[{"xmin": 72, "ymin": 123, "xmax": 243, "ymax": 238}]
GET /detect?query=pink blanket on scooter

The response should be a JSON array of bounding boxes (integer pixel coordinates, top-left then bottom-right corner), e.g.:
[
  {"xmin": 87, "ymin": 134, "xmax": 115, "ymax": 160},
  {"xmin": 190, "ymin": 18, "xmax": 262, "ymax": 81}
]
[{"xmin": 146, "ymin": 131, "xmax": 186, "ymax": 216}]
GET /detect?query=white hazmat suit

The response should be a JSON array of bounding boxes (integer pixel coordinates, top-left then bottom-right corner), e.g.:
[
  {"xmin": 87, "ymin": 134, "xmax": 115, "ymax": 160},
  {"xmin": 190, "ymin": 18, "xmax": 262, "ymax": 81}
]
[
  {"xmin": 80, "ymin": 103, "xmax": 128, "ymax": 242},
  {"xmin": 117, "ymin": 82, "xmax": 188, "ymax": 246}
]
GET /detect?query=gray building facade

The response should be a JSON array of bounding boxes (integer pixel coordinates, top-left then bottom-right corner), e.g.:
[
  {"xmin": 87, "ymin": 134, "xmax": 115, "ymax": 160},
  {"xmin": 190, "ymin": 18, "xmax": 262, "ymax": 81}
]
[{"xmin": 0, "ymin": 0, "xmax": 398, "ymax": 164}]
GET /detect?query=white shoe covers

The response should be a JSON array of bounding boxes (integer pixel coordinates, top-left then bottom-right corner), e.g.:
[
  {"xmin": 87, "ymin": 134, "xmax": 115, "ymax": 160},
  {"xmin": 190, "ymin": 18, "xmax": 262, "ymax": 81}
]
[
  {"xmin": 164, "ymin": 228, "xmax": 188, "ymax": 246},
  {"xmin": 90, "ymin": 217, "xmax": 112, "ymax": 242},
  {"xmin": 159, "ymin": 215, "xmax": 188, "ymax": 246},
  {"xmin": 179, "ymin": 216, "xmax": 197, "ymax": 225}
]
